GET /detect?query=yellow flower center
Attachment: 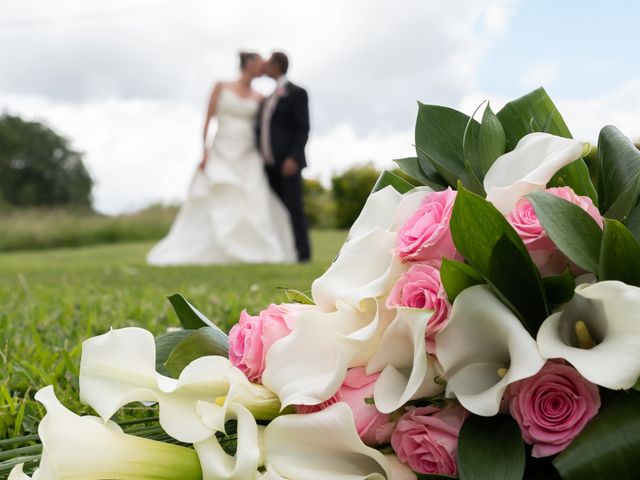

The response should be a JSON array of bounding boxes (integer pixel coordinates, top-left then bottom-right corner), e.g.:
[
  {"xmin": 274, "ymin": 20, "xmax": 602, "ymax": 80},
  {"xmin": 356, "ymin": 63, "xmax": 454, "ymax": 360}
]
[
  {"xmin": 575, "ymin": 320, "xmax": 595, "ymax": 349},
  {"xmin": 497, "ymin": 367, "xmax": 508, "ymax": 378}
]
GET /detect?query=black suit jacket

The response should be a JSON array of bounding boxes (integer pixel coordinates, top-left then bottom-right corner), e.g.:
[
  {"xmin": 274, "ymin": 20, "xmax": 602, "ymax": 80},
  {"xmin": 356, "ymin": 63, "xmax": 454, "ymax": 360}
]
[{"xmin": 257, "ymin": 82, "xmax": 310, "ymax": 168}]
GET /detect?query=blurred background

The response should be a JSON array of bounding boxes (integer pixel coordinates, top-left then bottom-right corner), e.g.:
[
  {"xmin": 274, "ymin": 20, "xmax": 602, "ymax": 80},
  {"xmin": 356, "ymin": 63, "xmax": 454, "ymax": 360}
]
[{"xmin": 0, "ymin": 0, "xmax": 639, "ymax": 250}]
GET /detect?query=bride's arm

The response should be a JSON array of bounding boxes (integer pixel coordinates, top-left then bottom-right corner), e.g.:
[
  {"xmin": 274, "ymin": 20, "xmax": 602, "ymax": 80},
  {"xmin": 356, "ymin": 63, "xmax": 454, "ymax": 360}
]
[{"xmin": 200, "ymin": 82, "xmax": 223, "ymax": 170}]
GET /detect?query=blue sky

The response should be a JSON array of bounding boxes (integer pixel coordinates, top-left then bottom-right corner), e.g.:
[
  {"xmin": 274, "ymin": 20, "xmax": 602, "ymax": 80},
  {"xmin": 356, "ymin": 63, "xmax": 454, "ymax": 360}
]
[{"xmin": 479, "ymin": 0, "xmax": 640, "ymax": 98}]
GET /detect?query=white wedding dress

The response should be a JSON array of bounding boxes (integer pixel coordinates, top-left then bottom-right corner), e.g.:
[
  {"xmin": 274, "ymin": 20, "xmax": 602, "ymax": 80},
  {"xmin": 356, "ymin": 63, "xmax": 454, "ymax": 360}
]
[{"xmin": 147, "ymin": 89, "xmax": 296, "ymax": 265}]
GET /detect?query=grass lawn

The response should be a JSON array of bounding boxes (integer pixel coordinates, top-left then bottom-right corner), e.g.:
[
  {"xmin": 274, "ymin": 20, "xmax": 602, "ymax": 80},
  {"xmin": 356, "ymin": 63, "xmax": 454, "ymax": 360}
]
[{"xmin": 0, "ymin": 230, "xmax": 346, "ymax": 443}]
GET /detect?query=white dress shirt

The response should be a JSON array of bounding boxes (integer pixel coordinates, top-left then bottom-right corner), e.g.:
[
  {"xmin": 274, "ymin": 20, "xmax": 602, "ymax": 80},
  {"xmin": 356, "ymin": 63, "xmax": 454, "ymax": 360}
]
[{"xmin": 260, "ymin": 76, "xmax": 288, "ymax": 165}]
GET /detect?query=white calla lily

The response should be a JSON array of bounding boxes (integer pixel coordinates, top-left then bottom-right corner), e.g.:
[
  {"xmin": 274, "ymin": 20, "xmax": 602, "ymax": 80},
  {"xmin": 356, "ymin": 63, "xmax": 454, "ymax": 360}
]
[
  {"xmin": 312, "ymin": 187, "xmax": 431, "ymax": 312},
  {"xmin": 537, "ymin": 280, "xmax": 640, "ymax": 390},
  {"xmin": 484, "ymin": 132, "xmax": 588, "ymax": 214},
  {"xmin": 384, "ymin": 454, "xmax": 417, "ymax": 480},
  {"xmin": 8, "ymin": 464, "xmax": 31, "ymax": 480},
  {"xmin": 9, "ymin": 386, "xmax": 202, "ymax": 480},
  {"xmin": 367, "ymin": 308, "xmax": 443, "ymax": 414},
  {"xmin": 80, "ymin": 327, "xmax": 279, "ymax": 442},
  {"xmin": 194, "ymin": 403, "xmax": 263, "ymax": 480},
  {"xmin": 312, "ymin": 228, "xmax": 398, "ymax": 311},
  {"xmin": 263, "ymin": 402, "xmax": 390, "ymax": 480},
  {"xmin": 435, "ymin": 285, "xmax": 545, "ymax": 416},
  {"xmin": 349, "ymin": 186, "xmax": 404, "ymax": 239},
  {"xmin": 262, "ymin": 299, "xmax": 390, "ymax": 407}
]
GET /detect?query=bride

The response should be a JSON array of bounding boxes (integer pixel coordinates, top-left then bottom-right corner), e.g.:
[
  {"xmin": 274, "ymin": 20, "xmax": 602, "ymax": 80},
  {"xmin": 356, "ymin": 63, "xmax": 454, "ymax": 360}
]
[{"xmin": 147, "ymin": 52, "xmax": 296, "ymax": 265}]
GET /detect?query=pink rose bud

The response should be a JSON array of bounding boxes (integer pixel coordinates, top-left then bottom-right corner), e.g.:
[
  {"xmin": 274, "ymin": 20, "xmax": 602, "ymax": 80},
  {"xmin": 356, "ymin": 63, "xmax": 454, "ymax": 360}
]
[
  {"xmin": 386, "ymin": 264, "xmax": 451, "ymax": 354},
  {"xmin": 229, "ymin": 303, "xmax": 311, "ymax": 382},
  {"xmin": 506, "ymin": 361, "xmax": 601, "ymax": 457},
  {"xmin": 397, "ymin": 188, "xmax": 458, "ymax": 264},
  {"xmin": 295, "ymin": 367, "xmax": 392, "ymax": 446},
  {"xmin": 391, "ymin": 404, "xmax": 467, "ymax": 476},
  {"xmin": 507, "ymin": 186, "xmax": 603, "ymax": 275}
]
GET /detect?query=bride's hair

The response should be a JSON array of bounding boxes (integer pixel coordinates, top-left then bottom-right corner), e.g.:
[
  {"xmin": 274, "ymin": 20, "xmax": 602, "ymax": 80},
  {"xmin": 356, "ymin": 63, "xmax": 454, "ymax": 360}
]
[{"xmin": 239, "ymin": 51, "xmax": 259, "ymax": 71}]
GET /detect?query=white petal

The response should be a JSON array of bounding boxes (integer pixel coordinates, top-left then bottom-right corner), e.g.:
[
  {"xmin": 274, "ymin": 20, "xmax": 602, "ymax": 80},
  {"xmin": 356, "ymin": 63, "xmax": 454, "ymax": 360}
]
[
  {"xmin": 484, "ymin": 133, "xmax": 587, "ymax": 214},
  {"xmin": 436, "ymin": 285, "xmax": 545, "ymax": 416},
  {"xmin": 264, "ymin": 403, "xmax": 390, "ymax": 480},
  {"xmin": 537, "ymin": 281, "xmax": 640, "ymax": 389},
  {"xmin": 260, "ymin": 467, "xmax": 288, "ymax": 480},
  {"xmin": 349, "ymin": 186, "xmax": 403, "ymax": 239},
  {"xmin": 194, "ymin": 404, "xmax": 261, "ymax": 480},
  {"xmin": 384, "ymin": 454, "xmax": 417, "ymax": 480},
  {"xmin": 80, "ymin": 327, "xmax": 261, "ymax": 442},
  {"xmin": 312, "ymin": 187, "xmax": 431, "ymax": 313},
  {"xmin": 29, "ymin": 386, "xmax": 202, "ymax": 480},
  {"xmin": 262, "ymin": 300, "xmax": 389, "ymax": 407},
  {"xmin": 368, "ymin": 308, "xmax": 443, "ymax": 413},
  {"xmin": 8, "ymin": 465, "xmax": 33, "ymax": 480},
  {"xmin": 389, "ymin": 187, "xmax": 433, "ymax": 231},
  {"xmin": 312, "ymin": 228, "xmax": 397, "ymax": 311}
]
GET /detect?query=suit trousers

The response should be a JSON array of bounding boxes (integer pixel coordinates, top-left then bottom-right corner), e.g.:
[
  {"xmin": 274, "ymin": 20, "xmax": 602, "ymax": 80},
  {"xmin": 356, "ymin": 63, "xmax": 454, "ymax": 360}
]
[{"xmin": 265, "ymin": 165, "xmax": 311, "ymax": 262}]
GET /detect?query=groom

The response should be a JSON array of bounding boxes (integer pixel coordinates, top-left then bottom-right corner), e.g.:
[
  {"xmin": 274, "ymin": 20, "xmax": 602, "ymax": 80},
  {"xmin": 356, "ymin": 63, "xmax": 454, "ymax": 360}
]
[{"xmin": 258, "ymin": 51, "xmax": 311, "ymax": 262}]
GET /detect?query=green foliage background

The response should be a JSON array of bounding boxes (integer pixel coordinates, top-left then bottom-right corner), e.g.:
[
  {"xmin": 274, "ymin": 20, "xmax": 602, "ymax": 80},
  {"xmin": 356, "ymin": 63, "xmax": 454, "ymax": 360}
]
[{"xmin": 0, "ymin": 114, "xmax": 93, "ymax": 208}]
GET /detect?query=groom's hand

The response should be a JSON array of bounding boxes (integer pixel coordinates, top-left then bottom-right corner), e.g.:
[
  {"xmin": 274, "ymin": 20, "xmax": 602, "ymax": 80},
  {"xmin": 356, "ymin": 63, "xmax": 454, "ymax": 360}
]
[{"xmin": 281, "ymin": 157, "xmax": 299, "ymax": 177}]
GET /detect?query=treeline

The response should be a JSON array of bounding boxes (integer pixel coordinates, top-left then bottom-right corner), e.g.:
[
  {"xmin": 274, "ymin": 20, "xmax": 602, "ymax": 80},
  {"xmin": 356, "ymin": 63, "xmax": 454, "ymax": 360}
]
[{"xmin": 304, "ymin": 164, "xmax": 414, "ymax": 229}]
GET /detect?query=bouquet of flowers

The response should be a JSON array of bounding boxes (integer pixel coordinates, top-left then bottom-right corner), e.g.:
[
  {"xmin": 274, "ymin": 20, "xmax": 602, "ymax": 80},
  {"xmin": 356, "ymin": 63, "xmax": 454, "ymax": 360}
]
[{"xmin": 7, "ymin": 88, "xmax": 640, "ymax": 480}]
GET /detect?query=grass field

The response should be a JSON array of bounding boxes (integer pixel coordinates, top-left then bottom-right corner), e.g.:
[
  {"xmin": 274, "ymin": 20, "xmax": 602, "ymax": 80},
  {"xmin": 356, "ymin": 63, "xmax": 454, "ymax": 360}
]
[{"xmin": 0, "ymin": 230, "xmax": 346, "ymax": 444}]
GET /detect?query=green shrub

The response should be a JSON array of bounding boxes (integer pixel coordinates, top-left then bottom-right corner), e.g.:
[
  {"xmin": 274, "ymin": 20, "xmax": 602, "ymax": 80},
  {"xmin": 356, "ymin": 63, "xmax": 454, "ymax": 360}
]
[
  {"xmin": 303, "ymin": 178, "xmax": 336, "ymax": 229},
  {"xmin": 331, "ymin": 164, "xmax": 380, "ymax": 229}
]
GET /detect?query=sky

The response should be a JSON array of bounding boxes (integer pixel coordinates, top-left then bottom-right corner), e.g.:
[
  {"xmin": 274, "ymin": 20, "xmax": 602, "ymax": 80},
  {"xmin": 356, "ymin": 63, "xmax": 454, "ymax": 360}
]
[{"xmin": 1, "ymin": 0, "xmax": 639, "ymax": 214}]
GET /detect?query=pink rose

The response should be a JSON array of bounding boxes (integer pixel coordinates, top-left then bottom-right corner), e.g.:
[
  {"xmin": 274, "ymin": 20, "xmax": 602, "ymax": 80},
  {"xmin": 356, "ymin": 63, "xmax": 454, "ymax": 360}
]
[
  {"xmin": 386, "ymin": 264, "xmax": 451, "ymax": 354},
  {"xmin": 391, "ymin": 404, "xmax": 467, "ymax": 476},
  {"xmin": 397, "ymin": 188, "xmax": 458, "ymax": 263},
  {"xmin": 506, "ymin": 361, "xmax": 601, "ymax": 457},
  {"xmin": 295, "ymin": 367, "xmax": 392, "ymax": 446},
  {"xmin": 507, "ymin": 187, "xmax": 603, "ymax": 275},
  {"xmin": 228, "ymin": 303, "xmax": 311, "ymax": 382}
]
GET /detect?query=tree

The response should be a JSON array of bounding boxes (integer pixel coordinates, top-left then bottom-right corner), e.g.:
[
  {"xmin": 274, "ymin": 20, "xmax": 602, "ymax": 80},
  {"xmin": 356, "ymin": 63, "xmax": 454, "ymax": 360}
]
[
  {"xmin": 331, "ymin": 164, "xmax": 380, "ymax": 229},
  {"xmin": 0, "ymin": 114, "xmax": 93, "ymax": 207}
]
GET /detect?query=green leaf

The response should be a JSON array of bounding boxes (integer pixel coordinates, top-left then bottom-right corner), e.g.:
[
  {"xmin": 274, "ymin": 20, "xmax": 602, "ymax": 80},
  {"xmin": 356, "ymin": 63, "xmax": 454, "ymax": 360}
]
[
  {"xmin": 279, "ymin": 287, "xmax": 314, "ymax": 305},
  {"xmin": 527, "ymin": 191, "xmax": 603, "ymax": 273},
  {"xmin": 371, "ymin": 170, "xmax": 415, "ymax": 194},
  {"xmin": 633, "ymin": 377, "xmax": 640, "ymax": 392},
  {"xmin": 457, "ymin": 414, "xmax": 525, "ymax": 480},
  {"xmin": 462, "ymin": 101, "xmax": 484, "ymax": 180},
  {"xmin": 554, "ymin": 390, "xmax": 640, "ymax": 480},
  {"xmin": 415, "ymin": 103, "xmax": 479, "ymax": 189},
  {"xmin": 497, "ymin": 87, "xmax": 571, "ymax": 151},
  {"xmin": 440, "ymin": 258, "xmax": 483, "ymax": 302},
  {"xmin": 597, "ymin": 125, "xmax": 640, "ymax": 220},
  {"xmin": 624, "ymin": 203, "xmax": 640, "ymax": 244},
  {"xmin": 599, "ymin": 219, "xmax": 640, "ymax": 286},
  {"xmin": 155, "ymin": 329, "xmax": 193, "ymax": 376},
  {"xmin": 497, "ymin": 87, "xmax": 597, "ymax": 202},
  {"xmin": 167, "ymin": 293, "xmax": 216, "ymax": 330},
  {"xmin": 542, "ymin": 269, "xmax": 575, "ymax": 307},
  {"xmin": 450, "ymin": 186, "xmax": 548, "ymax": 334},
  {"xmin": 478, "ymin": 102, "xmax": 506, "ymax": 177},
  {"xmin": 165, "ymin": 326, "xmax": 229, "ymax": 377},
  {"xmin": 394, "ymin": 156, "xmax": 447, "ymax": 191}
]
